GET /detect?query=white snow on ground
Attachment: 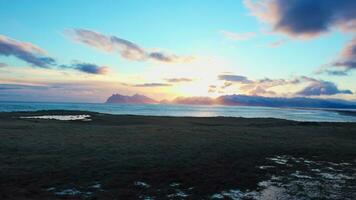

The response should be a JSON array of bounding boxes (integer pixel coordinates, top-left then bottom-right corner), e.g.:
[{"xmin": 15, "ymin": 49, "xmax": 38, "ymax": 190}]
[
  {"xmin": 46, "ymin": 181, "xmax": 103, "ymax": 198},
  {"xmin": 211, "ymin": 193, "xmax": 224, "ymax": 199},
  {"xmin": 54, "ymin": 188, "xmax": 81, "ymax": 196},
  {"xmin": 90, "ymin": 182, "xmax": 102, "ymax": 189},
  {"xmin": 169, "ymin": 182, "xmax": 181, "ymax": 187},
  {"xmin": 167, "ymin": 189, "xmax": 189, "ymax": 198},
  {"xmin": 45, "ymin": 157, "xmax": 355, "ymax": 199},
  {"xmin": 20, "ymin": 115, "xmax": 91, "ymax": 121},
  {"xmin": 258, "ymin": 166, "xmax": 275, "ymax": 170},
  {"xmin": 291, "ymin": 171, "xmax": 312, "ymax": 179},
  {"xmin": 139, "ymin": 195, "xmax": 155, "ymax": 200},
  {"xmin": 45, "ymin": 187, "xmax": 55, "ymax": 191},
  {"xmin": 211, "ymin": 155, "xmax": 355, "ymax": 200},
  {"xmin": 134, "ymin": 181, "xmax": 150, "ymax": 188},
  {"xmin": 266, "ymin": 156, "xmax": 288, "ymax": 165}
]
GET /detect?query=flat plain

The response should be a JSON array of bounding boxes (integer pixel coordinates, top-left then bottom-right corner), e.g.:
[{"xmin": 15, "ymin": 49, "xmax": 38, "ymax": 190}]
[{"xmin": 0, "ymin": 110, "xmax": 355, "ymax": 199}]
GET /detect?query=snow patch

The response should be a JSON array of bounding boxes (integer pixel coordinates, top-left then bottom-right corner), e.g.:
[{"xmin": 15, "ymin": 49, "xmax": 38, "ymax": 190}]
[
  {"xmin": 258, "ymin": 165, "xmax": 275, "ymax": 170},
  {"xmin": 169, "ymin": 182, "xmax": 181, "ymax": 187},
  {"xmin": 167, "ymin": 189, "xmax": 189, "ymax": 198},
  {"xmin": 134, "ymin": 181, "xmax": 150, "ymax": 188},
  {"xmin": 54, "ymin": 188, "xmax": 81, "ymax": 196},
  {"xmin": 267, "ymin": 156, "xmax": 288, "ymax": 165},
  {"xmin": 90, "ymin": 182, "xmax": 102, "ymax": 189},
  {"xmin": 211, "ymin": 155, "xmax": 355, "ymax": 200}
]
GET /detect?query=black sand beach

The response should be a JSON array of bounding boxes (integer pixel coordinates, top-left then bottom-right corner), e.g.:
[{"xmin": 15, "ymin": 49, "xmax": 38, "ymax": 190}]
[{"xmin": 0, "ymin": 110, "xmax": 355, "ymax": 199}]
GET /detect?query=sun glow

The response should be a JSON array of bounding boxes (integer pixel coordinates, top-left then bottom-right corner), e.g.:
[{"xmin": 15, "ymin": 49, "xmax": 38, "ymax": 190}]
[{"xmin": 135, "ymin": 56, "xmax": 235, "ymax": 98}]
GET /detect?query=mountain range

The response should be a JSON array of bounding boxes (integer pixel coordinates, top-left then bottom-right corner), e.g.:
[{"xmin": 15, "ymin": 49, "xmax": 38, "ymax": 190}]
[
  {"xmin": 106, "ymin": 94, "xmax": 157, "ymax": 104},
  {"xmin": 106, "ymin": 93, "xmax": 356, "ymax": 109}
]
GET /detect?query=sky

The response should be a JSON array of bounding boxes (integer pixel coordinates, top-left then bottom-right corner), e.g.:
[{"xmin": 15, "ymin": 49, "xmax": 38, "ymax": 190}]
[{"xmin": 0, "ymin": 0, "xmax": 355, "ymax": 103}]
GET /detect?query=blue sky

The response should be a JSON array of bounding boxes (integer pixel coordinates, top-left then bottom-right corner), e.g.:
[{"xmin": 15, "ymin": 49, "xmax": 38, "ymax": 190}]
[{"xmin": 0, "ymin": 0, "xmax": 355, "ymax": 102}]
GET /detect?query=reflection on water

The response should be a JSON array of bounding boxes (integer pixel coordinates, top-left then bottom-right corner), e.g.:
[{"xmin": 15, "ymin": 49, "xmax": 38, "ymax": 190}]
[{"xmin": 1, "ymin": 102, "xmax": 356, "ymax": 122}]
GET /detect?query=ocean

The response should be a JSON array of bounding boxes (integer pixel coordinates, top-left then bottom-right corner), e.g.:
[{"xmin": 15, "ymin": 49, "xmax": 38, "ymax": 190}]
[{"xmin": 1, "ymin": 101, "xmax": 355, "ymax": 122}]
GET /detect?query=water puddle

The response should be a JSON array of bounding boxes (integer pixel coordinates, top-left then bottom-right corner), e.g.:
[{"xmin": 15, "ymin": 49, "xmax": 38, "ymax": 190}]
[{"xmin": 20, "ymin": 115, "xmax": 91, "ymax": 121}]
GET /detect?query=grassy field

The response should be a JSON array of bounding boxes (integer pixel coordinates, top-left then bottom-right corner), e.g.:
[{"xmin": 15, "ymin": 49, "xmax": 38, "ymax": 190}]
[{"xmin": 0, "ymin": 110, "xmax": 355, "ymax": 199}]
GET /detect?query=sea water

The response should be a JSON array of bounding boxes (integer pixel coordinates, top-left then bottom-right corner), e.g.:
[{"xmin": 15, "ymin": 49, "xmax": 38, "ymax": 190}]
[{"xmin": 0, "ymin": 101, "xmax": 355, "ymax": 122}]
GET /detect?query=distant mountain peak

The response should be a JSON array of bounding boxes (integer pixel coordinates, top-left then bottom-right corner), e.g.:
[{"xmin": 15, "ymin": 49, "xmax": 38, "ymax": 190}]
[{"xmin": 105, "ymin": 93, "xmax": 157, "ymax": 104}]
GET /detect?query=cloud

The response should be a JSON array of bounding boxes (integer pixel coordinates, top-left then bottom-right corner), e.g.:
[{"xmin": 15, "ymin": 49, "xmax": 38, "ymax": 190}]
[
  {"xmin": 268, "ymin": 39, "xmax": 287, "ymax": 48},
  {"xmin": 218, "ymin": 74, "xmax": 252, "ymax": 83},
  {"xmin": 244, "ymin": 0, "xmax": 356, "ymax": 38},
  {"xmin": 0, "ymin": 83, "xmax": 47, "ymax": 90},
  {"xmin": 149, "ymin": 52, "xmax": 194, "ymax": 63},
  {"xmin": 208, "ymin": 85, "xmax": 217, "ymax": 93},
  {"xmin": 59, "ymin": 62, "xmax": 109, "ymax": 75},
  {"xmin": 110, "ymin": 35, "xmax": 147, "ymax": 61},
  {"xmin": 165, "ymin": 78, "xmax": 193, "ymax": 83},
  {"xmin": 67, "ymin": 28, "xmax": 147, "ymax": 61},
  {"xmin": 247, "ymin": 85, "xmax": 277, "ymax": 96},
  {"xmin": 244, "ymin": 1, "xmax": 355, "ymax": 75},
  {"xmin": 0, "ymin": 34, "xmax": 107, "ymax": 76},
  {"xmin": 217, "ymin": 94, "xmax": 356, "ymax": 109},
  {"xmin": 318, "ymin": 69, "xmax": 349, "ymax": 76},
  {"xmin": 332, "ymin": 38, "xmax": 356, "ymax": 70},
  {"xmin": 0, "ymin": 81, "xmax": 121, "ymax": 102},
  {"xmin": 68, "ymin": 29, "xmax": 193, "ymax": 63},
  {"xmin": 208, "ymin": 89, "xmax": 215, "ymax": 93},
  {"xmin": 317, "ymin": 38, "xmax": 356, "ymax": 75},
  {"xmin": 0, "ymin": 35, "xmax": 56, "ymax": 68},
  {"xmin": 239, "ymin": 78, "xmax": 292, "ymax": 96},
  {"xmin": 71, "ymin": 63, "xmax": 109, "ymax": 75},
  {"xmin": 221, "ymin": 30, "xmax": 256, "ymax": 41},
  {"xmin": 217, "ymin": 74, "xmax": 300, "ymax": 96},
  {"xmin": 216, "ymin": 74, "xmax": 352, "ymax": 97},
  {"xmin": 217, "ymin": 74, "xmax": 302, "ymax": 96},
  {"xmin": 132, "ymin": 83, "xmax": 172, "ymax": 87},
  {"xmin": 296, "ymin": 80, "xmax": 352, "ymax": 96},
  {"xmin": 221, "ymin": 81, "xmax": 233, "ymax": 89}
]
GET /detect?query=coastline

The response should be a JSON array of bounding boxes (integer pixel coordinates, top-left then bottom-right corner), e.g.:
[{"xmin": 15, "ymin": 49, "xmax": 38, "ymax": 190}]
[
  {"xmin": 3, "ymin": 108, "xmax": 356, "ymax": 120},
  {"xmin": 1, "ymin": 101, "xmax": 356, "ymax": 122}
]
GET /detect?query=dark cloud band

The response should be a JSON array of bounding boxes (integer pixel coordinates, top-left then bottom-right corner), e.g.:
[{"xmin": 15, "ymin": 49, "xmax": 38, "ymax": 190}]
[
  {"xmin": 72, "ymin": 63, "xmax": 108, "ymax": 75},
  {"xmin": 0, "ymin": 35, "xmax": 56, "ymax": 68},
  {"xmin": 245, "ymin": 0, "xmax": 356, "ymax": 38}
]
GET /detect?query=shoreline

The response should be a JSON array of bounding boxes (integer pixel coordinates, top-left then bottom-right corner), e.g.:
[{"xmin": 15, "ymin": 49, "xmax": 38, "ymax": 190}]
[
  {"xmin": 1, "ymin": 108, "xmax": 356, "ymax": 123},
  {"xmin": 1, "ymin": 100, "xmax": 356, "ymax": 122}
]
